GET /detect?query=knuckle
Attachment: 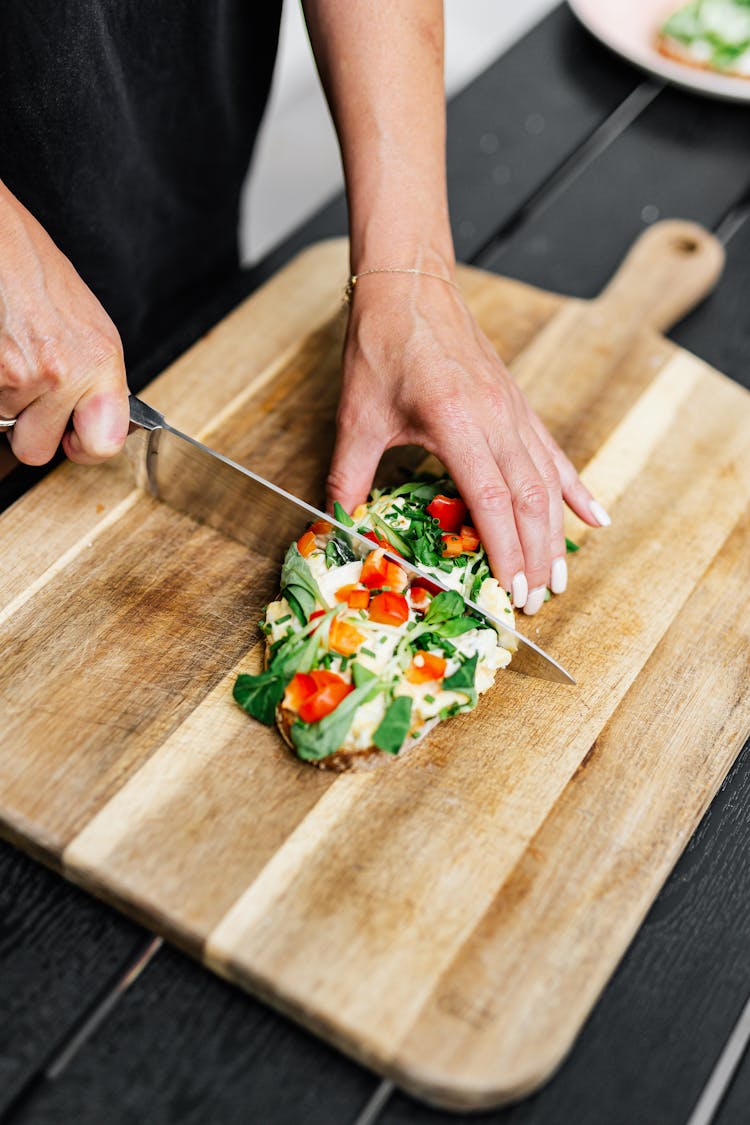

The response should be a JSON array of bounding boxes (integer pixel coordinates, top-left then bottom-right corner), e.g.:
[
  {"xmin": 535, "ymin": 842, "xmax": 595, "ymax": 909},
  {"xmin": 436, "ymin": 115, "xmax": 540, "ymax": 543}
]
[
  {"xmin": 470, "ymin": 480, "xmax": 512, "ymax": 513},
  {"xmin": 515, "ymin": 480, "xmax": 548, "ymax": 518}
]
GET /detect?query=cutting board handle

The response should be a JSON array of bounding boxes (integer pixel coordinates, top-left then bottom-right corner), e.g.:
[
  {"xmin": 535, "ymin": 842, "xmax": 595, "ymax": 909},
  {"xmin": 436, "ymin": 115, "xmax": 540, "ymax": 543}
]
[{"xmin": 597, "ymin": 220, "xmax": 725, "ymax": 334}]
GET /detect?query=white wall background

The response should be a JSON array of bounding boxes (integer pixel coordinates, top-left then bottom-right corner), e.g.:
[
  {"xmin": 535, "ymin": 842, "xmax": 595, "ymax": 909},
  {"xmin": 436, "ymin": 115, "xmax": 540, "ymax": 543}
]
[{"xmin": 241, "ymin": 0, "xmax": 558, "ymax": 263}]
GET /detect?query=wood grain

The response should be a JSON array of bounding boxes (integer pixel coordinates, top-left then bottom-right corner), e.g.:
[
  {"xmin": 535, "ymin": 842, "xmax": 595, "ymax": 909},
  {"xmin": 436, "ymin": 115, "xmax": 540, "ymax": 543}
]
[{"xmin": 2, "ymin": 224, "xmax": 749, "ymax": 1111}]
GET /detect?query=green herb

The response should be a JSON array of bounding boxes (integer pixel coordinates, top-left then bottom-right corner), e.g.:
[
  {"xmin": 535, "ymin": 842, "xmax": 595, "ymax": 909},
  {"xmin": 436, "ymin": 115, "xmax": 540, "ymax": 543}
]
[
  {"xmin": 233, "ymin": 671, "xmax": 285, "ymax": 726},
  {"xmin": 280, "ymin": 543, "xmax": 327, "ymax": 623},
  {"xmin": 438, "ymin": 615, "xmax": 483, "ymax": 638},
  {"xmin": 443, "ymin": 653, "xmax": 478, "ymax": 694},
  {"xmin": 424, "ymin": 590, "xmax": 465, "ymax": 626},
  {"xmin": 378, "ymin": 635, "xmax": 388, "ymax": 644},
  {"xmin": 424, "ymin": 693, "xmax": 436, "ymax": 704},
  {"xmin": 351, "ymin": 662, "xmax": 377, "ymax": 688},
  {"xmin": 544, "ymin": 589, "xmax": 551, "ymax": 602},
  {"xmin": 291, "ymin": 679, "xmax": 380, "ymax": 761},
  {"xmin": 565, "ymin": 537, "xmax": 580, "ymax": 553},
  {"xmin": 275, "ymin": 614, "xmax": 291, "ymax": 625},
  {"xmin": 371, "ymin": 513, "xmax": 412, "ymax": 557},
  {"xmin": 360, "ymin": 647, "xmax": 376, "ymax": 659},
  {"xmin": 333, "ymin": 501, "xmax": 354, "ymax": 527},
  {"xmin": 373, "ymin": 696, "xmax": 413, "ymax": 754},
  {"xmin": 325, "ymin": 536, "xmax": 357, "ymax": 568}
]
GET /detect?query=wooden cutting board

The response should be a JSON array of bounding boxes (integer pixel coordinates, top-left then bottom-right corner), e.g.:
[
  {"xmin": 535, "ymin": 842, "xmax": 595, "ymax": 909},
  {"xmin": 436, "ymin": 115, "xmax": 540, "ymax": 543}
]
[{"xmin": 2, "ymin": 223, "xmax": 749, "ymax": 1111}]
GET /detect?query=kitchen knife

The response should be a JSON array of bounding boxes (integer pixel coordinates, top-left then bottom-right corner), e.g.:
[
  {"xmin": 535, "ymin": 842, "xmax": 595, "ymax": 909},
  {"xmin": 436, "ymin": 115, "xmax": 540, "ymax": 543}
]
[{"xmin": 128, "ymin": 394, "xmax": 575, "ymax": 684}]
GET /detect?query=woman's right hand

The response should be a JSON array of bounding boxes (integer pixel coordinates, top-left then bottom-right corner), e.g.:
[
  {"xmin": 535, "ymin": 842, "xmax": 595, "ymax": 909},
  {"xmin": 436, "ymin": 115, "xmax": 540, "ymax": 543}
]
[{"xmin": 0, "ymin": 180, "xmax": 129, "ymax": 465}]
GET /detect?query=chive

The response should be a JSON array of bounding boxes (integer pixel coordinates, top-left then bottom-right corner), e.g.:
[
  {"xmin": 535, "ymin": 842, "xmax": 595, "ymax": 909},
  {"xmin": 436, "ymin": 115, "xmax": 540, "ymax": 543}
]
[
  {"xmin": 276, "ymin": 613, "xmax": 292, "ymax": 625},
  {"xmin": 504, "ymin": 608, "xmax": 512, "ymax": 614},
  {"xmin": 378, "ymin": 635, "xmax": 388, "ymax": 644},
  {"xmin": 360, "ymin": 647, "xmax": 376, "ymax": 658},
  {"xmin": 424, "ymin": 694, "xmax": 436, "ymax": 704}
]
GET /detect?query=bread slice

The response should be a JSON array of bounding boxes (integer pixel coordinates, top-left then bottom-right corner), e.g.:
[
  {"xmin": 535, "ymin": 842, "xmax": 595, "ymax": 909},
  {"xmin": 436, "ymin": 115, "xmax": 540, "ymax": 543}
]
[{"xmin": 656, "ymin": 32, "xmax": 750, "ymax": 80}]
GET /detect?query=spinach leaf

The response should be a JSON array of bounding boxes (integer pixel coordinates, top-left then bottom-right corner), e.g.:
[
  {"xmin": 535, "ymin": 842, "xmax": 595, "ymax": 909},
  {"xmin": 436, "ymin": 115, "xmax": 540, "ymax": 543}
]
[
  {"xmin": 233, "ymin": 671, "xmax": 285, "ymax": 726},
  {"xmin": 390, "ymin": 479, "xmax": 442, "ymax": 503},
  {"xmin": 291, "ymin": 679, "xmax": 380, "ymax": 761},
  {"xmin": 325, "ymin": 536, "xmax": 357, "ymax": 568},
  {"xmin": 410, "ymin": 534, "xmax": 442, "ymax": 568},
  {"xmin": 373, "ymin": 696, "xmax": 413, "ymax": 755},
  {"xmin": 438, "ymin": 615, "xmax": 484, "ymax": 638},
  {"xmin": 333, "ymin": 500, "xmax": 354, "ymax": 527},
  {"xmin": 284, "ymin": 589, "xmax": 308, "ymax": 625},
  {"xmin": 565, "ymin": 537, "xmax": 580, "ymax": 554},
  {"xmin": 351, "ymin": 662, "xmax": 377, "ymax": 688},
  {"xmin": 424, "ymin": 590, "xmax": 465, "ymax": 626},
  {"xmin": 443, "ymin": 653, "xmax": 478, "ymax": 693},
  {"xmin": 280, "ymin": 543, "xmax": 327, "ymax": 621}
]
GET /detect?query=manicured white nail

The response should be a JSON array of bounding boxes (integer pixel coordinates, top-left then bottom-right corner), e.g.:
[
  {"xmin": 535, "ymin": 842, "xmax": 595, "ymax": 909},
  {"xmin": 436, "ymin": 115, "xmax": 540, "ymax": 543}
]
[
  {"xmin": 511, "ymin": 572, "xmax": 528, "ymax": 608},
  {"xmin": 523, "ymin": 586, "xmax": 547, "ymax": 616},
  {"xmin": 550, "ymin": 556, "xmax": 568, "ymax": 595},
  {"xmin": 590, "ymin": 499, "xmax": 611, "ymax": 527}
]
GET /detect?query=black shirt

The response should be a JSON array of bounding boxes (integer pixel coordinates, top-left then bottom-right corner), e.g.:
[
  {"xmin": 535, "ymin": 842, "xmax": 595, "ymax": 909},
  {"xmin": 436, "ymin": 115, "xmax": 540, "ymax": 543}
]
[{"xmin": 0, "ymin": 1, "xmax": 282, "ymax": 369}]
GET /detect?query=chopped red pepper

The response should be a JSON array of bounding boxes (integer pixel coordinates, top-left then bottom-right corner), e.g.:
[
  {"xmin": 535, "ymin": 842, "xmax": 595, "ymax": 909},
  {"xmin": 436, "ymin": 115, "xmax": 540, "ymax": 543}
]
[
  {"xmin": 297, "ymin": 529, "xmax": 317, "ymax": 557},
  {"xmin": 405, "ymin": 651, "xmax": 447, "ymax": 684},
  {"xmin": 363, "ymin": 530, "xmax": 404, "ymax": 557},
  {"xmin": 309, "ymin": 519, "xmax": 333, "ymax": 536},
  {"xmin": 283, "ymin": 672, "xmax": 317, "ymax": 712},
  {"xmin": 360, "ymin": 547, "xmax": 389, "ymax": 589},
  {"xmin": 426, "ymin": 494, "xmax": 467, "ymax": 534},
  {"xmin": 329, "ymin": 617, "xmax": 365, "ymax": 655},
  {"xmin": 299, "ymin": 680, "xmax": 353, "ymax": 723},
  {"xmin": 459, "ymin": 524, "xmax": 480, "ymax": 552},
  {"xmin": 409, "ymin": 586, "xmax": 432, "ymax": 613},
  {"xmin": 441, "ymin": 533, "xmax": 465, "ymax": 558},
  {"xmin": 368, "ymin": 591, "xmax": 409, "ymax": 626},
  {"xmin": 384, "ymin": 560, "xmax": 409, "ymax": 593}
]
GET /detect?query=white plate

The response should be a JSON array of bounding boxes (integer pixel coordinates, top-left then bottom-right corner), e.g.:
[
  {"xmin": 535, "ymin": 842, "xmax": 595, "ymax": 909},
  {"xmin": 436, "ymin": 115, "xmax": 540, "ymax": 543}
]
[{"xmin": 568, "ymin": 0, "xmax": 750, "ymax": 103}]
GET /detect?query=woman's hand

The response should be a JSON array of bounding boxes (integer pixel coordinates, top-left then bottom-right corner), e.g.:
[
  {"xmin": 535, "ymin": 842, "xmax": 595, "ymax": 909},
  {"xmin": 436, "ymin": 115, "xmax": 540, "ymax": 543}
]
[
  {"xmin": 0, "ymin": 181, "xmax": 129, "ymax": 466},
  {"xmin": 327, "ymin": 273, "xmax": 610, "ymax": 614}
]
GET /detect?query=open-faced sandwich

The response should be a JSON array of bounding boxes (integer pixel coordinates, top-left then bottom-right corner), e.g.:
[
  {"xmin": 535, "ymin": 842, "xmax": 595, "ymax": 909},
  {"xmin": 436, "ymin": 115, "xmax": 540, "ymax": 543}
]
[
  {"xmin": 233, "ymin": 478, "xmax": 553, "ymax": 771},
  {"xmin": 657, "ymin": 0, "xmax": 750, "ymax": 78}
]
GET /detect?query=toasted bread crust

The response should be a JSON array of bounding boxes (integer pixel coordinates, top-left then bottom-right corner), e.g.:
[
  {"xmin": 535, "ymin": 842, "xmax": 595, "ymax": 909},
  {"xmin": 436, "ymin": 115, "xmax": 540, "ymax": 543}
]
[
  {"xmin": 267, "ymin": 639, "xmax": 437, "ymax": 771},
  {"xmin": 656, "ymin": 32, "xmax": 750, "ymax": 80}
]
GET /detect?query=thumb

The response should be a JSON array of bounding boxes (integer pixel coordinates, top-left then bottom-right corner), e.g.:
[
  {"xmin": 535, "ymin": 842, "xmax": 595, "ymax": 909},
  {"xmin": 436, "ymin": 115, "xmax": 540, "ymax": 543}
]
[{"xmin": 326, "ymin": 420, "xmax": 383, "ymax": 516}]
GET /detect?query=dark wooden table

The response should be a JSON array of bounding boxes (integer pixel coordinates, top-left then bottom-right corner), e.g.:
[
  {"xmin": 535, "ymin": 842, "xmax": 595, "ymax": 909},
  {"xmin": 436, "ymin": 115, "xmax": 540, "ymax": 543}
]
[{"xmin": 2, "ymin": 6, "xmax": 749, "ymax": 1124}]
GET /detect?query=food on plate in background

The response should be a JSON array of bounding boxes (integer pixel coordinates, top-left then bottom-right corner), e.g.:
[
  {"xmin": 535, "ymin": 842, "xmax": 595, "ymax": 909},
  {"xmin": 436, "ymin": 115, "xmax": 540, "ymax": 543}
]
[{"xmin": 657, "ymin": 0, "xmax": 750, "ymax": 77}]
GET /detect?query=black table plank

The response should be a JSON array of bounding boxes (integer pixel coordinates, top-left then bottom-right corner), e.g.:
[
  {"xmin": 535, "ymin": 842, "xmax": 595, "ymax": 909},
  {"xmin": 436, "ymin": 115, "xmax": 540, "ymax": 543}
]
[
  {"xmin": 672, "ymin": 212, "xmax": 750, "ymax": 391},
  {"xmin": 6, "ymin": 944, "xmax": 376, "ymax": 1125},
  {"xmin": 480, "ymin": 84, "xmax": 750, "ymax": 304},
  {"xmin": 0, "ymin": 843, "xmax": 144, "ymax": 1116},
  {"xmin": 715, "ymin": 1029, "xmax": 750, "ymax": 1125},
  {"xmin": 377, "ymin": 742, "xmax": 750, "ymax": 1125}
]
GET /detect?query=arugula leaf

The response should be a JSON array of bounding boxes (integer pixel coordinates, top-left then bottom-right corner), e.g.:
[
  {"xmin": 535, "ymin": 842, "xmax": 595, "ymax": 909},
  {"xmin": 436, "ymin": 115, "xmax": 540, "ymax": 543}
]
[
  {"xmin": 565, "ymin": 537, "xmax": 580, "ymax": 554},
  {"xmin": 373, "ymin": 696, "xmax": 413, "ymax": 755},
  {"xmin": 280, "ymin": 543, "xmax": 327, "ymax": 622},
  {"xmin": 333, "ymin": 500, "xmax": 355, "ymax": 527},
  {"xmin": 443, "ymin": 653, "xmax": 478, "ymax": 693},
  {"xmin": 325, "ymin": 536, "xmax": 357, "ymax": 568},
  {"xmin": 233, "ymin": 671, "xmax": 285, "ymax": 726},
  {"xmin": 424, "ymin": 590, "xmax": 465, "ymax": 626},
  {"xmin": 290, "ymin": 679, "xmax": 380, "ymax": 761},
  {"xmin": 389, "ymin": 479, "xmax": 442, "ymax": 502}
]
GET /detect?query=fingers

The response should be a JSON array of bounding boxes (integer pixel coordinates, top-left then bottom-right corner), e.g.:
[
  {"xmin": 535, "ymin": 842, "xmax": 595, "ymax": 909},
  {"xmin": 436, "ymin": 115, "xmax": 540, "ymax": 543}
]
[
  {"xmin": 10, "ymin": 392, "xmax": 73, "ymax": 465},
  {"xmin": 524, "ymin": 425, "xmax": 567, "ymax": 604},
  {"xmin": 64, "ymin": 370, "xmax": 130, "ymax": 464},
  {"xmin": 528, "ymin": 409, "xmax": 611, "ymax": 528},
  {"xmin": 440, "ymin": 434, "xmax": 526, "ymax": 603},
  {"xmin": 326, "ymin": 413, "xmax": 384, "ymax": 516}
]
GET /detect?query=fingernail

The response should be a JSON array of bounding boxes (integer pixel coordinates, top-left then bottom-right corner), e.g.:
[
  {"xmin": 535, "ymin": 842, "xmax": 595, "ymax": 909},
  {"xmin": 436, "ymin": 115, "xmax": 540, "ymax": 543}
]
[
  {"xmin": 511, "ymin": 572, "xmax": 528, "ymax": 609},
  {"xmin": 550, "ymin": 556, "xmax": 568, "ymax": 595},
  {"xmin": 590, "ymin": 499, "xmax": 611, "ymax": 527},
  {"xmin": 523, "ymin": 586, "xmax": 547, "ymax": 616}
]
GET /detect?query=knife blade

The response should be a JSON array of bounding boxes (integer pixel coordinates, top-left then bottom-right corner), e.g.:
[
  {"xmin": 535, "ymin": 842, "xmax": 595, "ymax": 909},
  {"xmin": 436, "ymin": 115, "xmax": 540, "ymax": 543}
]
[{"xmin": 128, "ymin": 394, "xmax": 575, "ymax": 684}]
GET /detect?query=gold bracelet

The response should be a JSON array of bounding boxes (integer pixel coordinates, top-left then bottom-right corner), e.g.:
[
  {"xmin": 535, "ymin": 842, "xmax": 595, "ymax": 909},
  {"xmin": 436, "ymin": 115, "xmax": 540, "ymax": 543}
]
[{"xmin": 343, "ymin": 267, "xmax": 459, "ymax": 305}]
